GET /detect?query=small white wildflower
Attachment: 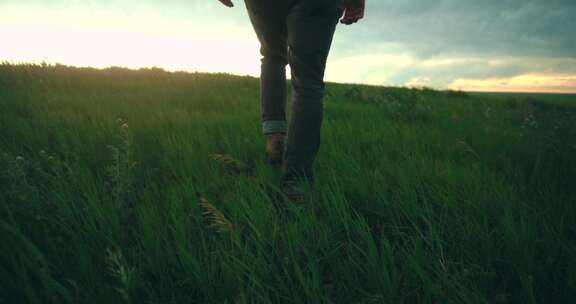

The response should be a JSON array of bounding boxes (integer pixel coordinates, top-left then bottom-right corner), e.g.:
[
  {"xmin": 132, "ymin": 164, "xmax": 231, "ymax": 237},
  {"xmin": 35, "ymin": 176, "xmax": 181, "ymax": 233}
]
[{"xmin": 15, "ymin": 156, "xmax": 24, "ymax": 161}]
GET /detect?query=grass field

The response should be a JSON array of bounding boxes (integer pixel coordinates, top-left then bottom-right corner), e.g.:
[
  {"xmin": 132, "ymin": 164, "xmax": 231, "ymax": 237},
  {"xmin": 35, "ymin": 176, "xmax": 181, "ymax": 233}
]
[{"xmin": 1, "ymin": 63, "xmax": 575, "ymax": 303}]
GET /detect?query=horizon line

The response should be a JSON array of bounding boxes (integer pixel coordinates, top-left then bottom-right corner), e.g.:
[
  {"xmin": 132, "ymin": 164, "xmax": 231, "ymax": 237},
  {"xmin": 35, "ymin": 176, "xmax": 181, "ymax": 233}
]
[{"xmin": 2, "ymin": 60, "xmax": 575, "ymax": 95}]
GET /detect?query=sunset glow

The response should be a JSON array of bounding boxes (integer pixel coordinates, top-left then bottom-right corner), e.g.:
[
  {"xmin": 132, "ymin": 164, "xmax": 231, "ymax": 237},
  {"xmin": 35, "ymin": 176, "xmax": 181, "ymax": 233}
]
[
  {"xmin": 1, "ymin": 2, "xmax": 575, "ymax": 93},
  {"xmin": 449, "ymin": 74, "xmax": 576, "ymax": 94},
  {"xmin": 0, "ymin": 7, "xmax": 260, "ymax": 75}
]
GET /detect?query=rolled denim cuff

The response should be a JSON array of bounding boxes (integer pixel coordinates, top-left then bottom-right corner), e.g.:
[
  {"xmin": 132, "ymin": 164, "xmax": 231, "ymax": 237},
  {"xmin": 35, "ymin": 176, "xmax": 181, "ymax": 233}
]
[{"xmin": 262, "ymin": 120, "xmax": 287, "ymax": 135}]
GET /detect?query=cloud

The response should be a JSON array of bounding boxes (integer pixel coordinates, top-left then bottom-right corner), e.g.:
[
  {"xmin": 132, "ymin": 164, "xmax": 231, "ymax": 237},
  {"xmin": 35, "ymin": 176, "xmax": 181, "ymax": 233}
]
[
  {"xmin": 449, "ymin": 74, "xmax": 576, "ymax": 93},
  {"xmin": 392, "ymin": 56, "xmax": 576, "ymax": 85},
  {"xmin": 325, "ymin": 45, "xmax": 576, "ymax": 91},
  {"xmin": 328, "ymin": 0, "xmax": 576, "ymax": 91},
  {"xmin": 340, "ymin": 0, "xmax": 576, "ymax": 58},
  {"xmin": 2, "ymin": 0, "xmax": 575, "ymax": 92}
]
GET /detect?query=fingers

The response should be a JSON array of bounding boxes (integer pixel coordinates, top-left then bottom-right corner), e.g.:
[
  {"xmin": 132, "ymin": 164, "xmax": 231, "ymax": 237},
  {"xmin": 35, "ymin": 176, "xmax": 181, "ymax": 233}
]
[
  {"xmin": 218, "ymin": 0, "xmax": 234, "ymax": 7},
  {"xmin": 340, "ymin": 16, "xmax": 360, "ymax": 24},
  {"xmin": 340, "ymin": 18, "xmax": 353, "ymax": 25},
  {"xmin": 340, "ymin": 0, "xmax": 365, "ymax": 25},
  {"xmin": 340, "ymin": 11, "xmax": 364, "ymax": 25}
]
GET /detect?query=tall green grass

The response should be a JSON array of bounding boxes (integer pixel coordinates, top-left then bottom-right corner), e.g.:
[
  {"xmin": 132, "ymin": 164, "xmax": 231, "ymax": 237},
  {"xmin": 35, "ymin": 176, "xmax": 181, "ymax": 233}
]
[{"xmin": 1, "ymin": 63, "xmax": 575, "ymax": 303}]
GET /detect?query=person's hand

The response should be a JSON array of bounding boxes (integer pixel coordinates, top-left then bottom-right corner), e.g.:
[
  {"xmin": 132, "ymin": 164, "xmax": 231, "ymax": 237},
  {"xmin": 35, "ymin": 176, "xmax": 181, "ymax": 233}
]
[
  {"xmin": 218, "ymin": 0, "xmax": 234, "ymax": 7},
  {"xmin": 340, "ymin": 0, "xmax": 365, "ymax": 25}
]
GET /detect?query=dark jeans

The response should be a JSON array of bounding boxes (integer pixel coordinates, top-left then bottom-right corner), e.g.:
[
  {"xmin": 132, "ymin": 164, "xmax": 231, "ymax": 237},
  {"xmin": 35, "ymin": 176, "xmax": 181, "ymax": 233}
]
[{"xmin": 245, "ymin": 0, "xmax": 341, "ymax": 183}]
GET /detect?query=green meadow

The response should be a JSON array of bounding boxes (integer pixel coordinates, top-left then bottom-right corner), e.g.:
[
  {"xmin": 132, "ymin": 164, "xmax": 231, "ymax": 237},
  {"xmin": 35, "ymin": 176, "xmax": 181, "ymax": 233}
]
[{"xmin": 1, "ymin": 64, "xmax": 575, "ymax": 303}]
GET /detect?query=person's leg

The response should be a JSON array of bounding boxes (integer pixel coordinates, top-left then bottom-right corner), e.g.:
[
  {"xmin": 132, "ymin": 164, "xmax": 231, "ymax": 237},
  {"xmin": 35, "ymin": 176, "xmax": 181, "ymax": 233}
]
[
  {"xmin": 244, "ymin": 1, "xmax": 290, "ymax": 135},
  {"xmin": 282, "ymin": 0, "xmax": 341, "ymax": 183}
]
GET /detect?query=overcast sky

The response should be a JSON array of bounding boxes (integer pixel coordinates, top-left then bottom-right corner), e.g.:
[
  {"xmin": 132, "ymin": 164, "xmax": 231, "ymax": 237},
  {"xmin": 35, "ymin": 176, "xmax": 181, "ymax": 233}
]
[{"xmin": 1, "ymin": 0, "xmax": 575, "ymax": 92}]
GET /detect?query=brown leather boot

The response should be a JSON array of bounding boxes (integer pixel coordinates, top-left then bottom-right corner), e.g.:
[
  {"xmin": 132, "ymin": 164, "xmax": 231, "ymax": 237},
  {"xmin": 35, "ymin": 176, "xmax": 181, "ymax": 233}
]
[
  {"xmin": 281, "ymin": 179, "xmax": 306, "ymax": 204},
  {"xmin": 265, "ymin": 133, "xmax": 285, "ymax": 166}
]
